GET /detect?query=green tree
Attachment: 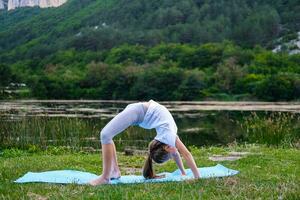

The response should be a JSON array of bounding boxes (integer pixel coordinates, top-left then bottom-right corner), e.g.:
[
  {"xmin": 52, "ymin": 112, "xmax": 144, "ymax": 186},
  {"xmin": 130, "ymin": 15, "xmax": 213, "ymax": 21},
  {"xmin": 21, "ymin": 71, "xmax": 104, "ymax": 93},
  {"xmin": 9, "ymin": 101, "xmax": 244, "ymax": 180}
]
[
  {"xmin": 254, "ymin": 74, "xmax": 297, "ymax": 101},
  {"xmin": 0, "ymin": 64, "xmax": 12, "ymax": 97},
  {"xmin": 179, "ymin": 43, "xmax": 223, "ymax": 68},
  {"xmin": 176, "ymin": 69, "xmax": 207, "ymax": 100},
  {"xmin": 130, "ymin": 67, "xmax": 184, "ymax": 100},
  {"xmin": 214, "ymin": 58, "xmax": 245, "ymax": 93},
  {"xmin": 233, "ymin": 6, "xmax": 280, "ymax": 47},
  {"xmin": 105, "ymin": 45, "xmax": 147, "ymax": 64}
]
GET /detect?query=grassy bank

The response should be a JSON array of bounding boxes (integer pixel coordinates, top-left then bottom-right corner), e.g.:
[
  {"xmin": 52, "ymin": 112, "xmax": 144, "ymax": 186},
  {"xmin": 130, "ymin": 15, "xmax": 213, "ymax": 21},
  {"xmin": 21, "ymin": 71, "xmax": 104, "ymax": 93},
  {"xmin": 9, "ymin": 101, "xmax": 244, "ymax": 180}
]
[{"xmin": 0, "ymin": 144, "xmax": 299, "ymax": 200}]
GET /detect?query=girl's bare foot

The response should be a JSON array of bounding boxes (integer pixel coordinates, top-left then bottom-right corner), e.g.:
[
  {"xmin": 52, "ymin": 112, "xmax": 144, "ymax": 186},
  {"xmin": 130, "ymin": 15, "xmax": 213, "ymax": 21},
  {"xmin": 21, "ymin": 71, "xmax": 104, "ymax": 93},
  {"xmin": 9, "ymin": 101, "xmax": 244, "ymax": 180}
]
[
  {"xmin": 110, "ymin": 170, "xmax": 121, "ymax": 180},
  {"xmin": 88, "ymin": 176, "xmax": 110, "ymax": 186}
]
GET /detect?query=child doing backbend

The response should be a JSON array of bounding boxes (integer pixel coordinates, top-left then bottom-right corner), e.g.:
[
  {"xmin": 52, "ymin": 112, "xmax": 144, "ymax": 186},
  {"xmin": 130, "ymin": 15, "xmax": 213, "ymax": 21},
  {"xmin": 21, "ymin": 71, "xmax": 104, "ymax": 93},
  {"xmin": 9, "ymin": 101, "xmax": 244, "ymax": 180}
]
[{"xmin": 89, "ymin": 100, "xmax": 200, "ymax": 185}]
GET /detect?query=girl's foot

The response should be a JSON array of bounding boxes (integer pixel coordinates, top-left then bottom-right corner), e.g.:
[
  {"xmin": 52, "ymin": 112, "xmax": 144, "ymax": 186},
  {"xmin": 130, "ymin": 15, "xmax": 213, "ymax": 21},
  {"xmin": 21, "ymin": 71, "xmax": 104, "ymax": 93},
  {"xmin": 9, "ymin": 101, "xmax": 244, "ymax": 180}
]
[
  {"xmin": 110, "ymin": 170, "xmax": 121, "ymax": 180},
  {"xmin": 88, "ymin": 176, "xmax": 110, "ymax": 186}
]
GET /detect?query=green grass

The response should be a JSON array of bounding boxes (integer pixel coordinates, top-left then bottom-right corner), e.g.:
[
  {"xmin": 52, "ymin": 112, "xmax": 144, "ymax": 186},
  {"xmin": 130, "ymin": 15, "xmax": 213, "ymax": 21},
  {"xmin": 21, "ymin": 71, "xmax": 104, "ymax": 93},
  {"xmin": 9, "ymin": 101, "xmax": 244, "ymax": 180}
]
[{"xmin": 0, "ymin": 144, "xmax": 299, "ymax": 199}]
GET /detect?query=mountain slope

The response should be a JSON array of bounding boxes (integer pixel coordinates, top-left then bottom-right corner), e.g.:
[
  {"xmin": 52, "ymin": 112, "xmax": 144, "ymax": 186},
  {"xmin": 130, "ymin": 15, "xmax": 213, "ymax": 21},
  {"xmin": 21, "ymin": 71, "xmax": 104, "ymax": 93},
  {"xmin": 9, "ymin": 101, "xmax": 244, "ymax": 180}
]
[{"xmin": 0, "ymin": 0, "xmax": 300, "ymax": 63}]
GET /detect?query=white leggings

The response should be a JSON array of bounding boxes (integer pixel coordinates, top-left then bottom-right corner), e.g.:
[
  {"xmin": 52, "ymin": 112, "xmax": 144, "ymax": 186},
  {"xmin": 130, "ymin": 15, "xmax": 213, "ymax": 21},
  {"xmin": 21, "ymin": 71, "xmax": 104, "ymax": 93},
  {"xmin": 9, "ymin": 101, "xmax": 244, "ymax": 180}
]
[{"xmin": 100, "ymin": 103, "xmax": 147, "ymax": 144}]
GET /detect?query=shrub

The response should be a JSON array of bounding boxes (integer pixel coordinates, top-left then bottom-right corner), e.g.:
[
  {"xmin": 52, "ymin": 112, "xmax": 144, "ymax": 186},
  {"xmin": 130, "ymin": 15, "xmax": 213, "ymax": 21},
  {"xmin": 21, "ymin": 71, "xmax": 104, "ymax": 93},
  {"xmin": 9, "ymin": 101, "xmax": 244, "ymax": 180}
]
[
  {"xmin": 175, "ymin": 69, "xmax": 207, "ymax": 100},
  {"xmin": 254, "ymin": 74, "xmax": 297, "ymax": 101},
  {"xmin": 214, "ymin": 58, "xmax": 245, "ymax": 93},
  {"xmin": 130, "ymin": 66, "xmax": 184, "ymax": 100}
]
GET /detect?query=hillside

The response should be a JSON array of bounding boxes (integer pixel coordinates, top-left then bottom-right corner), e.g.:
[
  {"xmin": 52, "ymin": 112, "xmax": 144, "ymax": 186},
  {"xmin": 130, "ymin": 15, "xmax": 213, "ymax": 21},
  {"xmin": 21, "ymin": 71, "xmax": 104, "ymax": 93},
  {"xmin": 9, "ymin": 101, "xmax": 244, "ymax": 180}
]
[
  {"xmin": 1, "ymin": 0, "xmax": 300, "ymax": 59},
  {"xmin": 0, "ymin": 0, "xmax": 299, "ymax": 101}
]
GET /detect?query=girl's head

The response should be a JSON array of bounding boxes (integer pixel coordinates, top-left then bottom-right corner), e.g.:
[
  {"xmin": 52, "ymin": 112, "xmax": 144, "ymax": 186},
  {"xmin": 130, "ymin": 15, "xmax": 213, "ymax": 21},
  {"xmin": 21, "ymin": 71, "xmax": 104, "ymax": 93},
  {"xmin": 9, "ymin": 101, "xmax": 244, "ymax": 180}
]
[{"xmin": 143, "ymin": 139, "xmax": 176, "ymax": 179}]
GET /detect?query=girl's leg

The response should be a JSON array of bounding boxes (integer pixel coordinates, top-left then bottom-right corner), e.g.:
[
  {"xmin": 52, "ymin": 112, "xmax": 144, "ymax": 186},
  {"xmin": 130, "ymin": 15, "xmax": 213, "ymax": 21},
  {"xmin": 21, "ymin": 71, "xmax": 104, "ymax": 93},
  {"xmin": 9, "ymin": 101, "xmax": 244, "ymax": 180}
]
[
  {"xmin": 110, "ymin": 141, "xmax": 121, "ymax": 179},
  {"xmin": 89, "ymin": 142, "xmax": 119, "ymax": 185},
  {"xmin": 89, "ymin": 143, "xmax": 114, "ymax": 185},
  {"xmin": 89, "ymin": 103, "xmax": 145, "ymax": 185}
]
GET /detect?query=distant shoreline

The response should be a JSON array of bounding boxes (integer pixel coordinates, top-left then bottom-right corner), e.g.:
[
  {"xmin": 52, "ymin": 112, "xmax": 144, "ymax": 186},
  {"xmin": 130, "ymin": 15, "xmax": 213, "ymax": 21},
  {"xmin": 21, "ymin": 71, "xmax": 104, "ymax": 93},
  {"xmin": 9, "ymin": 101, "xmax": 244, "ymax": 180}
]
[{"xmin": 1, "ymin": 100, "xmax": 300, "ymax": 113}]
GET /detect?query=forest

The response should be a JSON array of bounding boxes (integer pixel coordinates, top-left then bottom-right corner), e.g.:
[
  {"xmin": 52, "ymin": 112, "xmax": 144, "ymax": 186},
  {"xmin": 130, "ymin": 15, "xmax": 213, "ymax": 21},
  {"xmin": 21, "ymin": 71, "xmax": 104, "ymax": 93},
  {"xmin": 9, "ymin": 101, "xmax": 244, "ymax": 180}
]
[
  {"xmin": 1, "ymin": 42, "xmax": 300, "ymax": 101},
  {"xmin": 0, "ymin": 0, "xmax": 300, "ymax": 100}
]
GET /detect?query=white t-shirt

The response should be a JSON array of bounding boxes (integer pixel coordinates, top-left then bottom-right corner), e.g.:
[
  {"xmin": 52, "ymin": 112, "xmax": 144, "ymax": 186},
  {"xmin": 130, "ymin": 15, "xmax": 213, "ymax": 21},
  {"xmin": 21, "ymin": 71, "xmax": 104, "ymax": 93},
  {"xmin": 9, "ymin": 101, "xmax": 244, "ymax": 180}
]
[{"xmin": 139, "ymin": 100, "xmax": 178, "ymax": 147}]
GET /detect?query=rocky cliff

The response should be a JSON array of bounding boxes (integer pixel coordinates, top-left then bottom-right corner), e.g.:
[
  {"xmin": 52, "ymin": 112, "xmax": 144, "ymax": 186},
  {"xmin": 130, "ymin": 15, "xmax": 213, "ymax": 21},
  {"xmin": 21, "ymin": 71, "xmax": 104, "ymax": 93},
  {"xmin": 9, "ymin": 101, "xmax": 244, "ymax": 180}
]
[
  {"xmin": 273, "ymin": 31, "xmax": 300, "ymax": 55},
  {"xmin": 0, "ymin": 0, "xmax": 6, "ymax": 9},
  {"xmin": 0, "ymin": 0, "xmax": 67, "ymax": 10}
]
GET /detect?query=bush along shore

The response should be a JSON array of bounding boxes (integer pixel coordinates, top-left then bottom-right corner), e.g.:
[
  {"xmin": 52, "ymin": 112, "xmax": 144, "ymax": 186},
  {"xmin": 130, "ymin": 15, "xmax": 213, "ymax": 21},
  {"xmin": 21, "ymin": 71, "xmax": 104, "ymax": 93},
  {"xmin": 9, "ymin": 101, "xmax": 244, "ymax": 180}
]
[{"xmin": 1, "ymin": 42, "xmax": 300, "ymax": 101}]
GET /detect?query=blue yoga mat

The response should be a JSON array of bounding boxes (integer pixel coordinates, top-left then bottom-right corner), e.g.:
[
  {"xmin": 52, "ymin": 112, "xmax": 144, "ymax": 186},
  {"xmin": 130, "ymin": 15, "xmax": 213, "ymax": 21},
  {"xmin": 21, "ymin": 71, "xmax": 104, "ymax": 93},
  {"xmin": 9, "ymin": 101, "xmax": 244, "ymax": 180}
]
[{"xmin": 15, "ymin": 164, "xmax": 239, "ymax": 185}]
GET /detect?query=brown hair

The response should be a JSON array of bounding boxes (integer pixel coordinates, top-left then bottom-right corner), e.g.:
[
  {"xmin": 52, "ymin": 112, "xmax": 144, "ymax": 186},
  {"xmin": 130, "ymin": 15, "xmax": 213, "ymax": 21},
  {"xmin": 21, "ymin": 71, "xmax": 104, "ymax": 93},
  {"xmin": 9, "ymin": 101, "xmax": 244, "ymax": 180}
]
[{"xmin": 143, "ymin": 140, "xmax": 169, "ymax": 179}]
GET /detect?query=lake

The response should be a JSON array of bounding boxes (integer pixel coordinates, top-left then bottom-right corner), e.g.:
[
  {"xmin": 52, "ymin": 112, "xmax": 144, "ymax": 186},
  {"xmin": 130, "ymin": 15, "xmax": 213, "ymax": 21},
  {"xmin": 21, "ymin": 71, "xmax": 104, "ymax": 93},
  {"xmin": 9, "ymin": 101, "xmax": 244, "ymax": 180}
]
[{"xmin": 0, "ymin": 100, "xmax": 299, "ymax": 150}]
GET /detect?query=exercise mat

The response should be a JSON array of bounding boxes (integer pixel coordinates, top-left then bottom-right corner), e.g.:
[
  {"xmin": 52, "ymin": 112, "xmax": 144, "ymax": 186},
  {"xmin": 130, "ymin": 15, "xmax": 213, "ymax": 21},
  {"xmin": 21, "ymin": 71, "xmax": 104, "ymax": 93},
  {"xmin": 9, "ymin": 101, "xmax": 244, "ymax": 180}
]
[{"xmin": 15, "ymin": 164, "xmax": 239, "ymax": 185}]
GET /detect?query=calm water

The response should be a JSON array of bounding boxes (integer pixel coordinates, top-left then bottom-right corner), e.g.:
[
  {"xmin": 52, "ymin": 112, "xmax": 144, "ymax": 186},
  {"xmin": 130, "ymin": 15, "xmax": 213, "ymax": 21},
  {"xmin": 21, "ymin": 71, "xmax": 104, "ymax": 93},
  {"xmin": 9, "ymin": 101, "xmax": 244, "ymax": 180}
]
[{"xmin": 0, "ymin": 100, "xmax": 299, "ymax": 150}]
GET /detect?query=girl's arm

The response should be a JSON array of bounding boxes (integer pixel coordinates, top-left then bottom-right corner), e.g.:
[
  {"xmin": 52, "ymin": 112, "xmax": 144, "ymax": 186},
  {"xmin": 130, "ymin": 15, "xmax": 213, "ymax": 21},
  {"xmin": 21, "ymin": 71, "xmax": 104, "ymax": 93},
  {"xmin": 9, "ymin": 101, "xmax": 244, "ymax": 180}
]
[
  {"xmin": 171, "ymin": 151, "xmax": 186, "ymax": 175},
  {"xmin": 175, "ymin": 137, "xmax": 200, "ymax": 178}
]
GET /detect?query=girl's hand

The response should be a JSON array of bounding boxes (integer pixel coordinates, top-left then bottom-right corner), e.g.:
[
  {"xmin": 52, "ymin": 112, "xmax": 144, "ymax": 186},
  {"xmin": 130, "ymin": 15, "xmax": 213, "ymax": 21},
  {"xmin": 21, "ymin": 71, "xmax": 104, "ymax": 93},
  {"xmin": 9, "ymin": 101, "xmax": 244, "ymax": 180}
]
[{"xmin": 175, "ymin": 138, "xmax": 200, "ymax": 178}]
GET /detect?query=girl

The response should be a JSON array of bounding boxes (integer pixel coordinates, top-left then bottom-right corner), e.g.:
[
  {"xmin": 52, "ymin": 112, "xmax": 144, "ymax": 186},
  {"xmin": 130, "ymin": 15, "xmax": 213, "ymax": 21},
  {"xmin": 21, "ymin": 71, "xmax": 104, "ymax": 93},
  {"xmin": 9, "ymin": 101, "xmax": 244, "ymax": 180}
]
[{"xmin": 89, "ymin": 100, "xmax": 200, "ymax": 185}]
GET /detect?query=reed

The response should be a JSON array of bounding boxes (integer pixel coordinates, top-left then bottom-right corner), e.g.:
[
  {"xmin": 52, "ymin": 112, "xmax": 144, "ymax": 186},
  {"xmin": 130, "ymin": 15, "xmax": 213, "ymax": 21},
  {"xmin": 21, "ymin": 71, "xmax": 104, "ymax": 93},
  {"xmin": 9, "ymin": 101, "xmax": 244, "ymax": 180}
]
[
  {"xmin": 240, "ymin": 112, "xmax": 300, "ymax": 147},
  {"xmin": 0, "ymin": 116, "xmax": 153, "ymax": 150},
  {"xmin": 0, "ymin": 117, "xmax": 101, "ymax": 149}
]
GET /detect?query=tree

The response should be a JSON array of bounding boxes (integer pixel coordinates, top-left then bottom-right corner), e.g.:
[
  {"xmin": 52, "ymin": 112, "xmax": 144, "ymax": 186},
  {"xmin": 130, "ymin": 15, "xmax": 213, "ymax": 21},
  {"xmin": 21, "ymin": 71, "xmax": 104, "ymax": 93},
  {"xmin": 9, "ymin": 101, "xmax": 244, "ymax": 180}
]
[
  {"xmin": 214, "ymin": 58, "xmax": 245, "ymax": 93},
  {"xmin": 105, "ymin": 45, "xmax": 147, "ymax": 64},
  {"xmin": 254, "ymin": 74, "xmax": 296, "ymax": 101},
  {"xmin": 130, "ymin": 67, "xmax": 184, "ymax": 100},
  {"xmin": 233, "ymin": 6, "xmax": 280, "ymax": 47},
  {"xmin": 0, "ymin": 64, "xmax": 12, "ymax": 97},
  {"xmin": 176, "ymin": 69, "xmax": 207, "ymax": 100},
  {"xmin": 179, "ymin": 43, "xmax": 223, "ymax": 68}
]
